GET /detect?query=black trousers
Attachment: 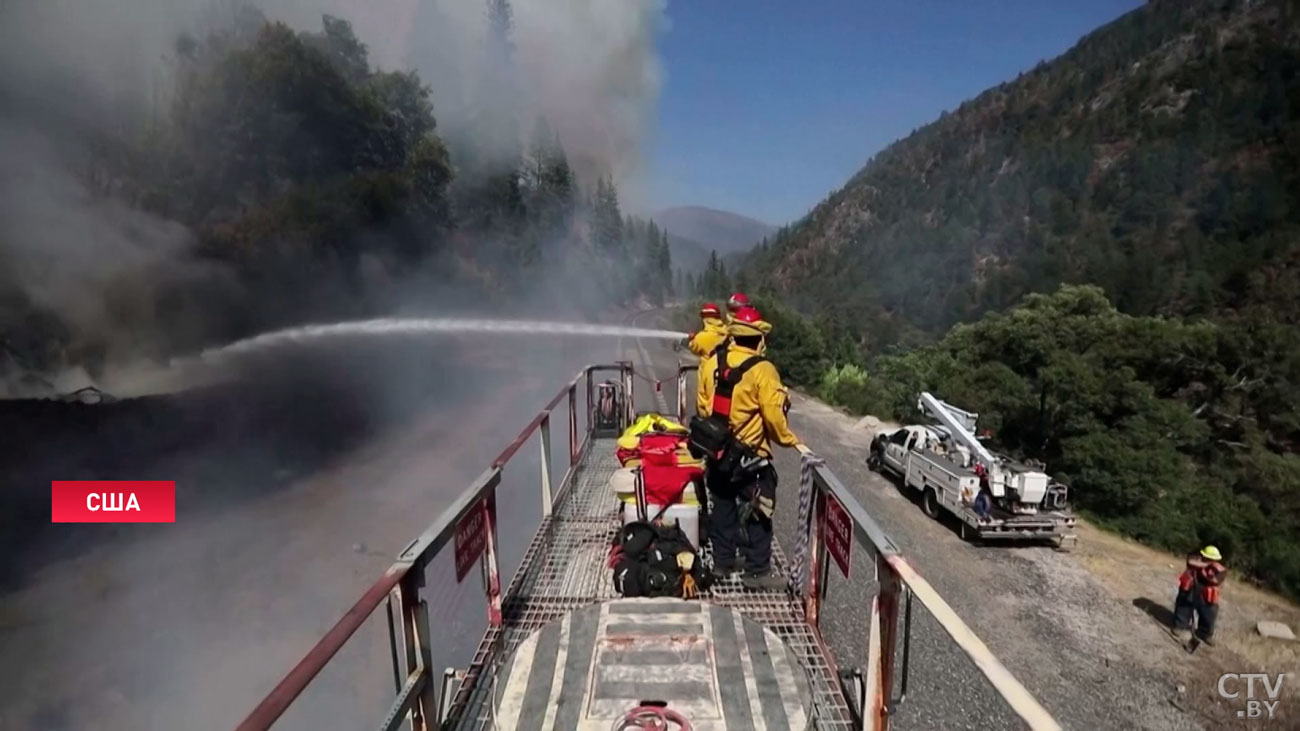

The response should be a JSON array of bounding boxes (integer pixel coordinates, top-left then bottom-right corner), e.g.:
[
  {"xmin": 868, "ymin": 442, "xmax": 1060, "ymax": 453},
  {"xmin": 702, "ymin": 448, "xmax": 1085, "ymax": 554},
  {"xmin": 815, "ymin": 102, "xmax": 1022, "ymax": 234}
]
[
  {"xmin": 707, "ymin": 465, "xmax": 777, "ymax": 575},
  {"xmin": 1173, "ymin": 589, "xmax": 1219, "ymax": 638}
]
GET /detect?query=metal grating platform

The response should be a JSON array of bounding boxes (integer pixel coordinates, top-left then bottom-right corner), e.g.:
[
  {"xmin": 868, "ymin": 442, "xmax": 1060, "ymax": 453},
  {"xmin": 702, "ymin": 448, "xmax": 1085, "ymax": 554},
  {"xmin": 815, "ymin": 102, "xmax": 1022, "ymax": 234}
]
[{"xmin": 447, "ymin": 439, "xmax": 855, "ymax": 730}]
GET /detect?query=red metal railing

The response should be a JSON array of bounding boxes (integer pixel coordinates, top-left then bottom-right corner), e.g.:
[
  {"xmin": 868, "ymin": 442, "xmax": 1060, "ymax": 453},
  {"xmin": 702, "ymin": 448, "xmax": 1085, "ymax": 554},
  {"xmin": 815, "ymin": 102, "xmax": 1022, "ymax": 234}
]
[{"xmin": 233, "ymin": 363, "xmax": 632, "ymax": 731}]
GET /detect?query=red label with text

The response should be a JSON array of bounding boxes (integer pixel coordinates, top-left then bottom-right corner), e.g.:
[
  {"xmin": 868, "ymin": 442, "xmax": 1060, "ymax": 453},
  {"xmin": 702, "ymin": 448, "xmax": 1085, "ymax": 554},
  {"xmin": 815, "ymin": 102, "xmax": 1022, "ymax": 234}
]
[
  {"xmin": 52, "ymin": 481, "xmax": 176, "ymax": 523},
  {"xmin": 454, "ymin": 493, "xmax": 495, "ymax": 582},
  {"xmin": 823, "ymin": 491, "xmax": 852, "ymax": 578}
]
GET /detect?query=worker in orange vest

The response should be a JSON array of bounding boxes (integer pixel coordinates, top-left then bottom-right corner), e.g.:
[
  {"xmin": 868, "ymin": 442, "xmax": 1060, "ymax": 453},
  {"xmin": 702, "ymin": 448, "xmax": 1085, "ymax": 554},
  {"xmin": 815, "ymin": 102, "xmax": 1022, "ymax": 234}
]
[{"xmin": 1173, "ymin": 545, "xmax": 1226, "ymax": 644}]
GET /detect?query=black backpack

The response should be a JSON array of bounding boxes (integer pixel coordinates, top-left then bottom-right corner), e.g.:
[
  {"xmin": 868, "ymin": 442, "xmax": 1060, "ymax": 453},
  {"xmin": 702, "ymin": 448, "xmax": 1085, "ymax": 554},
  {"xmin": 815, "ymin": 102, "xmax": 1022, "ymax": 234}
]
[{"xmin": 610, "ymin": 521, "xmax": 712, "ymax": 599}]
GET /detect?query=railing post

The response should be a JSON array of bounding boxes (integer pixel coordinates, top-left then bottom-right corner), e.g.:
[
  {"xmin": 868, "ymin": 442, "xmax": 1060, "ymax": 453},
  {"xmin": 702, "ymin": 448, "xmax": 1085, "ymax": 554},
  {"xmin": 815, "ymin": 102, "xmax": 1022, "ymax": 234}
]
[
  {"xmin": 398, "ymin": 571, "xmax": 440, "ymax": 731},
  {"xmin": 621, "ymin": 362, "xmax": 635, "ymax": 427},
  {"xmin": 676, "ymin": 368, "xmax": 687, "ymax": 422},
  {"xmin": 877, "ymin": 555, "xmax": 902, "ymax": 722},
  {"xmin": 568, "ymin": 383, "xmax": 578, "ymax": 466},
  {"xmin": 482, "ymin": 492, "xmax": 503, "ymax": 628},
  {"xmin": 806, "ymin": 490, "xmax": 826, "ymax": 628},
  {"xmin": 585, "ymin": 368, "xmax": 594, "ymax": 435},
  {"xmin": 864, "ymin": 552, "xmax": 903, "ymax": 730},
  {"xmin": 540, "ymin": 414, "xmax": 553, "ymax": 517}
]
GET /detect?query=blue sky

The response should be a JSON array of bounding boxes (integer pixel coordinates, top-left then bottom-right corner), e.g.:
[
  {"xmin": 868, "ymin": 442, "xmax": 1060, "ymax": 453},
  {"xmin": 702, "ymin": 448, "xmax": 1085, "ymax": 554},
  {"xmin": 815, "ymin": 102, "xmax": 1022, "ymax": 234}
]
[{"xmin": 645, "ymin": 0, "xmax": 1144, "ymax": 225}]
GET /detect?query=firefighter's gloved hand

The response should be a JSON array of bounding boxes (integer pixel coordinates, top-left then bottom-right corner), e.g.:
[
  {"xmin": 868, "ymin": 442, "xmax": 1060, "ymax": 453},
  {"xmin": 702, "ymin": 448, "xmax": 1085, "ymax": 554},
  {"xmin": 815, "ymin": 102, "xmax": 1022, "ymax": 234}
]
[
  {"xmin": 738, "ymin": 494, "xmax": 774, "ymax": 523},
  {"xmin": 738, "ymin": 499, "xmax": 756, "ymax": 524}
]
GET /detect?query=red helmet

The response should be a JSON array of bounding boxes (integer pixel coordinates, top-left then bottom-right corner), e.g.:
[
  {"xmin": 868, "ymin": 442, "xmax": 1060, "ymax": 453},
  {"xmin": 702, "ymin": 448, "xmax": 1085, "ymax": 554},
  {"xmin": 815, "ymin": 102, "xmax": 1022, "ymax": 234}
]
[
  {"xmin": 700, "ymin": 302, "xmax": 721, "ymax": 318},
  {"xmin": 727, "ymin": 305, "xmax": 772, "ymax": 336},
  {"xmin": 726, "ymin": 293, "xmax": 750, "ymax": 312}
]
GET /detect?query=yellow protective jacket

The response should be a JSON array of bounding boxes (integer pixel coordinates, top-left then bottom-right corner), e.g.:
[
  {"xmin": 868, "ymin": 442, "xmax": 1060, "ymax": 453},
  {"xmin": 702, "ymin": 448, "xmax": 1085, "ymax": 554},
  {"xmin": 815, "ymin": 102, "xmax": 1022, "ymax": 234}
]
[
  {"xmin": 696, "ymin": 343, "xmax": 799, "ymax": 458},
  {"xmin": 687, "ymin": 319, "xmax": 728, "ymax": 359}
]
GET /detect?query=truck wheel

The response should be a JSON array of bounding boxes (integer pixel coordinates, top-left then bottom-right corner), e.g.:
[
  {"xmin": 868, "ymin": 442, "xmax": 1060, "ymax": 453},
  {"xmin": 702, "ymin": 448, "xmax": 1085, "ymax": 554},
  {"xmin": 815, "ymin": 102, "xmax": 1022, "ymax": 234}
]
[
  {"xmin": 866, "ymin": 453, "xmax": 880, "ymax": 471},
  {"xmin": 921, "ymin": 488, "xmax": 941, "ymax": 520}
]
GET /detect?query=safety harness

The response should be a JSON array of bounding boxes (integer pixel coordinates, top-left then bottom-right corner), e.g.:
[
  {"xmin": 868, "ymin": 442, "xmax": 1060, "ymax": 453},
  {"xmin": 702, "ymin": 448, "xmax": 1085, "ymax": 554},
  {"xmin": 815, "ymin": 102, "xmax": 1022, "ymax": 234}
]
[
  {"xmin": 687, "ymin": 343, "xmax": 765, "ymax": 459},
  {"xmin": 711, "ymin": 343, "xmax": 764, "ymax": 420}
]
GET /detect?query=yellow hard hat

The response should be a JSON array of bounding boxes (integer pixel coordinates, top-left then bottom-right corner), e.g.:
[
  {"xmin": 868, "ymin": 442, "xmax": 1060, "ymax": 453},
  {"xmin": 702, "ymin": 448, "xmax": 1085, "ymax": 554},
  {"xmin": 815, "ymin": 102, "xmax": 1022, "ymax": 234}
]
[
  {"xmin": 726, "ymin": 306, "xmax": 772, "ymax": 337},
  {"xmin": 1200, "ymin": 545, "xmax": 1222, "ymax": 561}
]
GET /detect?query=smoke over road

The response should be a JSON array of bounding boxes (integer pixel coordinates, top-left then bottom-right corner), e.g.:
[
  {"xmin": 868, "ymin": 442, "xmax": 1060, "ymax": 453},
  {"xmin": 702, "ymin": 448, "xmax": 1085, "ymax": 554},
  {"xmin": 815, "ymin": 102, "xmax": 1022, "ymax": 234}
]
[{"xmin": 0, "ymin": 331, "xmax": 626, "ymax": 730}]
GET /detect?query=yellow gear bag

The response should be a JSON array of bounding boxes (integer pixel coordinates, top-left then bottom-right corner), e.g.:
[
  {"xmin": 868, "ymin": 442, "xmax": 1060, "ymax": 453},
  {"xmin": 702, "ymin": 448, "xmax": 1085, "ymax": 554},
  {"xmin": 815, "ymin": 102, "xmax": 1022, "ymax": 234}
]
[{"xmin": 615, "ymin": 412, "xmax": 688, "ymax": 452}]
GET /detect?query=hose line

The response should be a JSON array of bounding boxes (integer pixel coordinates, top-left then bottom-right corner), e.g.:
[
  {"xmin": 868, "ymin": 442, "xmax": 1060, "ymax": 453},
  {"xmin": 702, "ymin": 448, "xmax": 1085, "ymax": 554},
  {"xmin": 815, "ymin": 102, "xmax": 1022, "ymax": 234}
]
[{"xmin": 610, "ymin": 704, "xmax": 693, "ymax": 731}]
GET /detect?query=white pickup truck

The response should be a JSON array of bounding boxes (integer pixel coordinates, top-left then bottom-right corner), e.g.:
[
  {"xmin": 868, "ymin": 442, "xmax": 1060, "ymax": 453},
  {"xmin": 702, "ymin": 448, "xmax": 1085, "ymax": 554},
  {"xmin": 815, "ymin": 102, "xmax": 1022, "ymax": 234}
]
[{"xmin": 867, "ymin": 395, "xmax": 1076, "ymax": 550}]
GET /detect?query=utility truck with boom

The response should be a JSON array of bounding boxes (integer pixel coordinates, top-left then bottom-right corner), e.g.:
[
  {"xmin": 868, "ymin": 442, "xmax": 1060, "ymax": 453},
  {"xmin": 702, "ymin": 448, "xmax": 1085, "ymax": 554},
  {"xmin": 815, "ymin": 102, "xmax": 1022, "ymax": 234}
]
[{"xmin": 868, "ymin": 392, "xmax": 1076, "ymax": 550}]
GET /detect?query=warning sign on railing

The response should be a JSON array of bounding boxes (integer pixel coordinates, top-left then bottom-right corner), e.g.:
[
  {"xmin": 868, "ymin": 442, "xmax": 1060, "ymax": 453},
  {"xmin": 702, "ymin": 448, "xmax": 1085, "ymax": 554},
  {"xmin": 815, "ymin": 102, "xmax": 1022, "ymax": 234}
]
[
  {"xmin": 455, "ymin": 493, "xmax": 494, "ymax": 582},
  {"xmin": 824, "ymin": 491, "xmax": 852, "ymax": 578}
]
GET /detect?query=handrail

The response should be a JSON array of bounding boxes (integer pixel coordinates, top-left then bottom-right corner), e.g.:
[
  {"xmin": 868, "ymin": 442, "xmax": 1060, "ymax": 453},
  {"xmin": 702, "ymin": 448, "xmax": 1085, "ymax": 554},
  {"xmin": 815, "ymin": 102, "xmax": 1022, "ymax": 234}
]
[
  {"xmin": 882, "ymin": 555, "xmax": 1059, "ymax": 729},
  {"xmin": 233, "ymin": 363, "xmax": 631, "ymax": 731},
  {"xmin": 492, "ymin": 370, "xmax": 585, "ymax": 468},
  {"xmin": 676, "ymin": 363, "xmax": 1061, "ymax": 731},
  {"xmin": 233, "ymin": 565, "xmax": 409, "ymax": 731}
]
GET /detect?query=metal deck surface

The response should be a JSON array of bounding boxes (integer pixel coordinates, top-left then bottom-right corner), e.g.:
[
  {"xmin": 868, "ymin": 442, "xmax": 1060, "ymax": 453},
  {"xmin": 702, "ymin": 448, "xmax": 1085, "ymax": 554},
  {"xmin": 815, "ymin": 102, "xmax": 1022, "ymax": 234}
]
[
  {"xmin": 490, "ymin": 599, "xmax": 815, "ymax": 730},
  {"xmin": 446, "ymin": 439, "xmax": 855, "ymax": 730}
]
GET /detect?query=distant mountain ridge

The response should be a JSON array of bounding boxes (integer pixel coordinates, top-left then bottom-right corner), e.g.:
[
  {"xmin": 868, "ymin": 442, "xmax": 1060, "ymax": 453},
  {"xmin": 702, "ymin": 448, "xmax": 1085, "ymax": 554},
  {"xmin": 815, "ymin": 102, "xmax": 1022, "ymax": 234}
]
[
  {"xmin": 663, "ymin": 232, "xmax": 711, "ymax": 273},
  {"xmin": 655, "ymin": 206, "xmax": 776, "ymax": 256}
]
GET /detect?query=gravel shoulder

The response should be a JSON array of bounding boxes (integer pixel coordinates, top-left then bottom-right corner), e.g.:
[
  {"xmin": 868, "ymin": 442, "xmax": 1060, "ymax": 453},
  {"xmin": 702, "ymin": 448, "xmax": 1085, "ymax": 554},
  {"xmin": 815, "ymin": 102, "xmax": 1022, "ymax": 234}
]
[{"xmin": 776, "ymin": 391, "xmax": 1297, "ymax": 730}]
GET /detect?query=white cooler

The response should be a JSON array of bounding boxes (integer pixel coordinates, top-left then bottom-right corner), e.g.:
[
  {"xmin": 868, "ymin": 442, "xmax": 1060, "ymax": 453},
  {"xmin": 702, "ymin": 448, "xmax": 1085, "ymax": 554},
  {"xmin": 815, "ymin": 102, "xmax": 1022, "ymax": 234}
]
[{"xmin": 609, "ymin": 467, "xmax": 702, "ymax": 550}]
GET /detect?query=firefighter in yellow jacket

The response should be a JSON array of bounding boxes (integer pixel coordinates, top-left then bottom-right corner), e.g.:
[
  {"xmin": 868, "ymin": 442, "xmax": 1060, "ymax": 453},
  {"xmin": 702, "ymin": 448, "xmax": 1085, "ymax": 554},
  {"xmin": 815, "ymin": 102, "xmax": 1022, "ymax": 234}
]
[
  {"xmin": 695, "ymin": 305, "xmax": 799, "ymax": 589},
  {"xmin": 686, "ymin": 302, "xmax": 728, "ymax": 359}
]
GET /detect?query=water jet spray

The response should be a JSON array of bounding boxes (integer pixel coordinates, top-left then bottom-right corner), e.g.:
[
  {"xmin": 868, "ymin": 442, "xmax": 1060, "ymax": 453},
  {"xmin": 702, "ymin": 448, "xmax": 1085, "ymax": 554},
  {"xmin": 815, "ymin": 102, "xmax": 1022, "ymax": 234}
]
[{"xmin": 179, "ymin": 317, "xmax": 687, "ymax": 366}]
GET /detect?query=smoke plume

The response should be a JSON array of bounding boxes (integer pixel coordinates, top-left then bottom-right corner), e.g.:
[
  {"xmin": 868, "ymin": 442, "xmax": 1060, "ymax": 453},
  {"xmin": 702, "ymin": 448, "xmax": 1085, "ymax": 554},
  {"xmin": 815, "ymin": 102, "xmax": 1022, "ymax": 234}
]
[{"xmin": 0, "ymin": 0, "xmax": 667, "ymax": 393}]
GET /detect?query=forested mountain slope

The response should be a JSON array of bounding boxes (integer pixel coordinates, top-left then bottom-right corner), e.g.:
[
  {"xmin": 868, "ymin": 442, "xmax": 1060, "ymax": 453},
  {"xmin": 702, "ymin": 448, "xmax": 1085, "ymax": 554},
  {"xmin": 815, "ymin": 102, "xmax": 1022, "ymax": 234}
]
[
  {"xmin": 744, "ymin": 0, "xmax": 1299, "ymax": 350},
  {"xmin": 705, "ymin": 0, "xmax": 1300, "ymax": 599}
]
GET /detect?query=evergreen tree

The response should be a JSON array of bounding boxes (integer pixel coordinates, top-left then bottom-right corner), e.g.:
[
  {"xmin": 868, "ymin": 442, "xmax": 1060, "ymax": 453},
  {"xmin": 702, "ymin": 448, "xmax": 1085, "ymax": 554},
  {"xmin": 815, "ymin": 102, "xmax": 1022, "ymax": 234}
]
[
  {"xmin": 591, "ymin": 177, "xmax": 623, "ymax": 251},
  {"xmin": 658, "ymin": 229, "xmax": 673, "ymax": 298},
  {"xmin": 477, "ymin": 0, "xmax": 520, "ymax": 171},
  {"xmin": 522, "ymin": 116, "xmax": 576, "ymax": 259}
]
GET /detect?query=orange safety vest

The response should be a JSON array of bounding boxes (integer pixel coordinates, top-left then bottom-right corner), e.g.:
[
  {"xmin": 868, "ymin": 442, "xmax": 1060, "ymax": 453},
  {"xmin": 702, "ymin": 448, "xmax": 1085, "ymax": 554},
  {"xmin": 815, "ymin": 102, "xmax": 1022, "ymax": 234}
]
[{"xmin": 1179, "ymin": 559, "xmax": 1225, "ymax": 603}]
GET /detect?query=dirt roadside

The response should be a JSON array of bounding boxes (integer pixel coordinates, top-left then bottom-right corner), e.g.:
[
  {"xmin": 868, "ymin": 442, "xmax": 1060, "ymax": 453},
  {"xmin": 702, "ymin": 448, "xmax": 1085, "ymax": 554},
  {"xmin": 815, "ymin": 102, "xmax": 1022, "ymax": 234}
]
[
  {"xmin": 791, "ymin": 391, "xmax": 1300, "ymax": 728},
  {"xmin": 1075, "ymin": 521, "xmax": 1300, "ymax": 726}
]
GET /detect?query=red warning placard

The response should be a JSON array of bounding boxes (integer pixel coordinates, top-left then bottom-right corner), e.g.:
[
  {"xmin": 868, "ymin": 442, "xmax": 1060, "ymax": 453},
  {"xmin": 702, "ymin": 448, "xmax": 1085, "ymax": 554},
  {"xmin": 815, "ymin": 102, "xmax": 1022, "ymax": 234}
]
[
  {"xmin": 823, "ymin": 491, "xmax": 852, "ymax": 578},
  {"xmin": 52, "ymin": 481, "xmax": 176, "ymax": 523}
]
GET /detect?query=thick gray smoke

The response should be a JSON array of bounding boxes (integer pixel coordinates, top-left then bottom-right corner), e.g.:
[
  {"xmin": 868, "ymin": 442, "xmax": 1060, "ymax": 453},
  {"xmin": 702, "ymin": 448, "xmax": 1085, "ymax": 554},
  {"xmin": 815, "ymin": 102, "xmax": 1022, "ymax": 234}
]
[
  {"xmin": 1, "ymin": 3, "xmax": 670, "ymax": 728},
  {"xmin": 258, "ymin": 0, "xmax": 667, "ymax": 179},
  {"xmin": 397, "ymin": 0, "xmax": 667, "ymax": 184},
  {"xmin": 0, "ymin": 0, "xmax": 667, "ymax": 394}
]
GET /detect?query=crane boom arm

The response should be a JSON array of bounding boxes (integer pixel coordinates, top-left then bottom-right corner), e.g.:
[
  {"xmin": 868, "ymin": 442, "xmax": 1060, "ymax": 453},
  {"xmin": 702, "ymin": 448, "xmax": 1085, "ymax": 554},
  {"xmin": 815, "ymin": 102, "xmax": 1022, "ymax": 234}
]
[{"xmin": 918, "ymin": 392, "xmax": 998, "ymax": 469}]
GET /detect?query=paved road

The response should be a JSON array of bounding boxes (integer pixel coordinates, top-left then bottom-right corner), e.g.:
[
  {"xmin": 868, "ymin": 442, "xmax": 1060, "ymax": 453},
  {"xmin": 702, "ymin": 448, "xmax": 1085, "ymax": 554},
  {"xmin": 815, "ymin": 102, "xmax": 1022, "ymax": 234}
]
[{"xmin": 625, "ymin": 312, "xmax": 1199, "ymax": 731}]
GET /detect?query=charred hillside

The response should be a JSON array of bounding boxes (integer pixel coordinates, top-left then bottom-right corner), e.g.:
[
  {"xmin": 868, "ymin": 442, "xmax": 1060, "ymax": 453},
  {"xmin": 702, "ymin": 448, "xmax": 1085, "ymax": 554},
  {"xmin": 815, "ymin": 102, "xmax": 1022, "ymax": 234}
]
[{"xmin": 744, "ymin": 0, "xmax": 1299, "ymax": 348}]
